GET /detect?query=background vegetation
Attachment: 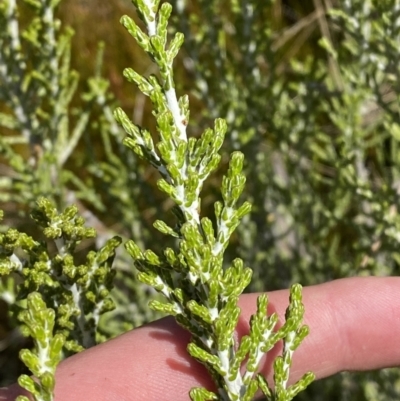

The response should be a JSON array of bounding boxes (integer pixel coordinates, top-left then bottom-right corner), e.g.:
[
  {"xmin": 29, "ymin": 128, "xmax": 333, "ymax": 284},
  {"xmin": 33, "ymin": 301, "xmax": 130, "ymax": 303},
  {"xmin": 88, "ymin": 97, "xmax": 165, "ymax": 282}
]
[{"xmin": 1, "ymin": 0, "xmax": 400, "ymax": 399}]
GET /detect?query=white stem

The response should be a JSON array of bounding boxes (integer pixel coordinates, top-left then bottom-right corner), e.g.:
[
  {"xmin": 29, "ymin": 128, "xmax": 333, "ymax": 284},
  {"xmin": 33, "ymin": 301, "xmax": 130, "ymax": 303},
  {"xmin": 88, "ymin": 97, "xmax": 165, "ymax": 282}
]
[{"xmin": 165, "ymin": 87, "xmax": 188, "ymax": 142}]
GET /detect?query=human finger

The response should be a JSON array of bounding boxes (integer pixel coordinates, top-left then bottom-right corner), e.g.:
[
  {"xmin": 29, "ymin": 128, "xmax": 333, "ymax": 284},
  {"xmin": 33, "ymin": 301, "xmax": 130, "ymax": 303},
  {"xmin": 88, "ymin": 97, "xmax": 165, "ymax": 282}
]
[{"xmin": 1, "ymin": 276, "xmax": 399, "ymax": 401}]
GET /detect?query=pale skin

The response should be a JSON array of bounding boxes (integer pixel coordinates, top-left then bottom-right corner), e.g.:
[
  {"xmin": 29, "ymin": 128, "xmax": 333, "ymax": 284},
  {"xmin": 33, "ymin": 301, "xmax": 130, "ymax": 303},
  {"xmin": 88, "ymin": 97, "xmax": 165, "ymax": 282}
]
[{"xmin": 1, "ymin": 277, "xmax": 400, "ymax": 401}]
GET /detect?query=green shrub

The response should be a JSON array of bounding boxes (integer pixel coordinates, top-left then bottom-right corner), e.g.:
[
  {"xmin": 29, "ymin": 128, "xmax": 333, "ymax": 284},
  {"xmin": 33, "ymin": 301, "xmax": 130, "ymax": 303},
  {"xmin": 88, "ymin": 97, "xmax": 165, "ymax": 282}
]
[{"xmin": 0, "ymin": 0, "xmax": 399, "ymax": 400}]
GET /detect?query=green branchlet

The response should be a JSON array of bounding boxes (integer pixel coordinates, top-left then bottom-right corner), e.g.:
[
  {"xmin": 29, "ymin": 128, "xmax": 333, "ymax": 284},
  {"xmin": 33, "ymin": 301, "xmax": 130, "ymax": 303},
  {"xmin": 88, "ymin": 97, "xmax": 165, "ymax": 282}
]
[
  {"xmin": 16, "ymin": 292, "xmax": 65, "ymax": 401},
  {"xmin": 0, "ymin": 197, "xmax": 121, "ymax": 400},
  {"xmin": 117, "ymin": 1, "xmax": 314, "ymax": 400}
]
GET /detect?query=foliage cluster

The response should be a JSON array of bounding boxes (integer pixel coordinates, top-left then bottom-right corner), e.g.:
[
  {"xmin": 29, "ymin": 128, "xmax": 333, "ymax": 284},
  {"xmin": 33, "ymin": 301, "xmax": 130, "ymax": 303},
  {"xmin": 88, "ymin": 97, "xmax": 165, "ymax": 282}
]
[{"xmin": 0, "ymin": 0, "xmax": 400, "ymax": 400}]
